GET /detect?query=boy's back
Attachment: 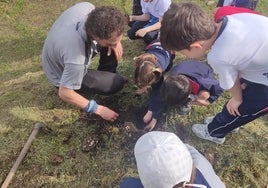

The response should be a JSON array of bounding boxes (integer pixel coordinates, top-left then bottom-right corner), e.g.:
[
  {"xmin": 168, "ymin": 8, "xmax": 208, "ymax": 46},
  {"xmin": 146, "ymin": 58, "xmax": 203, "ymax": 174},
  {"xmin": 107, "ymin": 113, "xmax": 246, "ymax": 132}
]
[{"xmin": 208, "ymin": 13, "xmax": 268, "ymax": 89}]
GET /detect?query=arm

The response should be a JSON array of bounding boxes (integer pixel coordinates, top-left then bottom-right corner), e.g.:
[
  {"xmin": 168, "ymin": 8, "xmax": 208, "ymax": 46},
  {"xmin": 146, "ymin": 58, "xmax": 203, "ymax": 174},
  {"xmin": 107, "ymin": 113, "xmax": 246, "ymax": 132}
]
[
  {"xmin": 135, "ymin": 18, "xmax": 162, "ymax": 38},
  {"xmin": 226, "ymin": 77, "xmax": 243, "ymax": 116},
  {"xmin": 58, "ymin": 86, "xmax": 119, "ymax": 121},
  {"xmin": 129, "ymin": 13, "xmax": 150, "ymax": 22},
  {"xmin": 143, "ymin": 81, "xmax": 164, "ymax": 131},
  {"xmin": 193, "ymin": 83, "xmax": 224, "ymax": 106}
]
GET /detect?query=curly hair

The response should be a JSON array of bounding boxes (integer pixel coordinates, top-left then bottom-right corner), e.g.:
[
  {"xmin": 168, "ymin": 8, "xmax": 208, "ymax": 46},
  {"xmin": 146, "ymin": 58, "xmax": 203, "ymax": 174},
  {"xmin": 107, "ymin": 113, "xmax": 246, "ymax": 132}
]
[
  {"xmin": 85, "ymin": 6, "xmax": 126, "ymax": 40},
  {"xmin": 160, "ymin": 2, "xmax": 216, "ymax": 51},
  {"xmin": 160, "ymin": 74, "xmax": 191, "ymax": 106},
  {"xmin": 134, "ymin": 53, "xmax": 163, "ymax": 88}
]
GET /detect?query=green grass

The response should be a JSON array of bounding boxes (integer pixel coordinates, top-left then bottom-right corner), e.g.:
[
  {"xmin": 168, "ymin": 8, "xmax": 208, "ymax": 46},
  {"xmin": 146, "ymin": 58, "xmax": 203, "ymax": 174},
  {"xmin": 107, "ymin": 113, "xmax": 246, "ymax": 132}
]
[{"xmin": 0, "ymin": 0, "xmax": 267, "ymax": 187}]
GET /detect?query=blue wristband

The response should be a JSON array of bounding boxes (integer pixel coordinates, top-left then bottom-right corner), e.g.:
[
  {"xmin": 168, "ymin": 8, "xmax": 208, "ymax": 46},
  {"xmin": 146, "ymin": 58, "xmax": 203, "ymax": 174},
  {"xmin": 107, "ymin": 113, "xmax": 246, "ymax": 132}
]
[{"xmin": 83, "ymin": 100, "xmax": 98, "ymax": 114}]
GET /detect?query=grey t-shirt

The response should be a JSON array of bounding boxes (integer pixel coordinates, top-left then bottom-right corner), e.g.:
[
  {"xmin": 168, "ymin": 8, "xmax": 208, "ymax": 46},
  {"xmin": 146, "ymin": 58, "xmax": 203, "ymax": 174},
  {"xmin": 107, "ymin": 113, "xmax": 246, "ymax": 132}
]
[{"xmin": 42, "ymin": 2, "xmax": 95, "ymax": 90}]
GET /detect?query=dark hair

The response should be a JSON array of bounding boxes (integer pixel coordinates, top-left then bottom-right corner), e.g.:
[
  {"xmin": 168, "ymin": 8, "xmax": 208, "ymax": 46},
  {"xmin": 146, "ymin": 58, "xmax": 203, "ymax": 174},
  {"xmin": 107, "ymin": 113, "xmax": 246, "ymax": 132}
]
[
  {"xmin": 85, "ymin": 6, "xmax": 126, "ymax": 40},
  {"xmin": 160, "ymin": 2, "xmax": 216, "ymax": 51},
  {"xmin": 160, "ymin": 74, "xmax": 191, "ymax": 106},
  {"xmin": 134, "ymin": 53, "xmax": 163, "ymax": 87}
]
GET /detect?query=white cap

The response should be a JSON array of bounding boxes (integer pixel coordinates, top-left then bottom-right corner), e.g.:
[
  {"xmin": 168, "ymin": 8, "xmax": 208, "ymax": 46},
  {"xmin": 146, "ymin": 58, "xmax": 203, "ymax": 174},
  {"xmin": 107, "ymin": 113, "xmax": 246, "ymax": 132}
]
[{"xmin": 134, "ymin": 131, "xmax": 193, "ymax": 188}]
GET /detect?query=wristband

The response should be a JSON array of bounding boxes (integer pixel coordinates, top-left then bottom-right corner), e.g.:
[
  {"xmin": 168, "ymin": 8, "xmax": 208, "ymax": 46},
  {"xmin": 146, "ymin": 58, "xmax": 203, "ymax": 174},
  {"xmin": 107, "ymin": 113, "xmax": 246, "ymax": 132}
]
[{"xmin": 83, "ymin": 100, "xmax": 98, "ymax": 114}]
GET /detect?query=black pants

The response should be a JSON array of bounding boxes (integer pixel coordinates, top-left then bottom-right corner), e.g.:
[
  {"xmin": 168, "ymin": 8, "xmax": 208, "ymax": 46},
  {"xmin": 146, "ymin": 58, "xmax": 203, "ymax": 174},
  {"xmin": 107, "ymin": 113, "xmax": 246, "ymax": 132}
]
[
  {"xmin": 78, "ymin": 47, "xmax": 125, "ymax": 95},
  {"xmin": 132, "ymin": 0, "xmax": 142, "ymax": 15}
]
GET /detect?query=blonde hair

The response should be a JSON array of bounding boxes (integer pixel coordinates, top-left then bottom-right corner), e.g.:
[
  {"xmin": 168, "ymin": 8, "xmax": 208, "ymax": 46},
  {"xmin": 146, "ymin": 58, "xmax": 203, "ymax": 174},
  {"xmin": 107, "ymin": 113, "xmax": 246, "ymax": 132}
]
[{"xmin": 134, "ymin": 53, "xmax": 163, "ymax": 87}]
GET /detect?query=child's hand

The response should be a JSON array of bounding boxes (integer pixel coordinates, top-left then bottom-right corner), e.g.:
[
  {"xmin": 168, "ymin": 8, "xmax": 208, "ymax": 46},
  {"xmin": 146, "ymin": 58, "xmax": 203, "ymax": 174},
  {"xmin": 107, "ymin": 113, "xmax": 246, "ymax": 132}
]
[
  {"xmin": 143, "ymin": 111, "xmax": 153, "ymax": 123},
  {"xmin": 226, "ymin": 97, "xmax": 242, "ymax": 116},
  {"xmin": 144, "ymin": 118, "xmax": 157, "ymax": 131},
  {"xmin": 191, "ymin": 91, "xmax": 210, "ymax": 106},
  {"xmin": 135, "ymin": 28, "xmax": 148, "ymax": 37},
  {"xmin": 192, "ymin": 99, "xmax": 210, "ymax": 106}
]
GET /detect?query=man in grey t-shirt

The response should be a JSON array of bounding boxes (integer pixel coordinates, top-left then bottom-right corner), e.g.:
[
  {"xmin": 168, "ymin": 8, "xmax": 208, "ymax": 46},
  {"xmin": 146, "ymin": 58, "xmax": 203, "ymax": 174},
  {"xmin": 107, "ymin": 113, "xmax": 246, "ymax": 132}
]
[{"xmin": 42, "ymin": 2, "xmax": 126, "ymax": 121}]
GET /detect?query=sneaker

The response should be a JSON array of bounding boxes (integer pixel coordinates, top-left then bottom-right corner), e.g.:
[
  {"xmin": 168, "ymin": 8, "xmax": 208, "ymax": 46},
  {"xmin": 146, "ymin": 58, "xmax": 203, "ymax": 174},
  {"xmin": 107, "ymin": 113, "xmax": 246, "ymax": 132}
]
[
  {"xmin": 231, "ymin": 127, "xmax": 240, "ymax": 133},
  {"xmin": 204, "ymin": 116, "xmax": 239, "ymax": 133},
  {"xmin": 204, "ymin": 116, "xmax": 215, "ymax": 124},
  {"xmin": 192, "ymin": 124, "xmax": 225, "ymax": 144}
]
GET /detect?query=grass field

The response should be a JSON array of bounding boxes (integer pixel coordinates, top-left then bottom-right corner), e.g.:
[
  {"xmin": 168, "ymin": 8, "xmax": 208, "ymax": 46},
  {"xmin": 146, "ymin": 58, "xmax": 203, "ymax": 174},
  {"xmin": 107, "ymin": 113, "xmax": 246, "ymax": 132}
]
[{"xmin": 0, "ymin": 0, "xmax": 267, "ymax": 187}]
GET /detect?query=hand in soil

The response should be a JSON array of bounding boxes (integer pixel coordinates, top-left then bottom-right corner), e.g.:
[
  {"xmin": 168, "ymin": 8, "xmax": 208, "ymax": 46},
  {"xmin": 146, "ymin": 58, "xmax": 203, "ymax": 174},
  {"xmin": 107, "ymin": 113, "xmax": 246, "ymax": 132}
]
[{"xmin": 144, "ymin": 118, "xmax": 157, "ymax": 131}]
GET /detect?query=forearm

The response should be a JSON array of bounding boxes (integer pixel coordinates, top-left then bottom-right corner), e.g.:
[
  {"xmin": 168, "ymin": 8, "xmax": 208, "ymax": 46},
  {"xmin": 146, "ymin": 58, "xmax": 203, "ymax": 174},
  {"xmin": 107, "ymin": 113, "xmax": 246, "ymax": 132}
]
[
  {"xmin": 58, "ymin": 86, "xmax": 89, "ymax": 109},
  {"xmin": 131, "ymin": 14, "xmax": 150, "ymax": 21},
  {"xmin": 143, "ymin": 21, "xmax": 161, "ymax": 33},
  {"xmin": 59, "ymin": 86, "xmax": 118, "ymax": 122}
]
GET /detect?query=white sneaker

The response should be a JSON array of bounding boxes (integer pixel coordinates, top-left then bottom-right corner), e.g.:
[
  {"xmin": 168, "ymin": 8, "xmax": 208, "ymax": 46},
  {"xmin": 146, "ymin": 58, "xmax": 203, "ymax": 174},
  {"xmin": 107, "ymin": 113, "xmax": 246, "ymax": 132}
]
[
  {"xmin": 231, "ymin": 127, "xmax": 240, "ymax": 133},
  {"xmin": 204, "ymin": 116, "xmax": 215, "ymax": 124},
  {"xmin": 204, "ymin": 116, "xmax": 239, "ymax": 133},
  {"xmin": 192, "ymin": 124, "xmax": 225, "ymax": 144}
]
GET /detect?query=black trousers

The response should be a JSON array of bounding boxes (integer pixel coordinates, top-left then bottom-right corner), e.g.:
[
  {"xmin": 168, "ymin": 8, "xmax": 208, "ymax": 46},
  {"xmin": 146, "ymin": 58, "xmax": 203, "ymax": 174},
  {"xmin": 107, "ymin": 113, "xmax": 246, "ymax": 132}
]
[
  {"xmin": 78, "ymin": 47, "xmax": 125, "ymax": 95},
  {"xmin": 132, "ymin": 0, "xmax": 142, "ymax": 15}
]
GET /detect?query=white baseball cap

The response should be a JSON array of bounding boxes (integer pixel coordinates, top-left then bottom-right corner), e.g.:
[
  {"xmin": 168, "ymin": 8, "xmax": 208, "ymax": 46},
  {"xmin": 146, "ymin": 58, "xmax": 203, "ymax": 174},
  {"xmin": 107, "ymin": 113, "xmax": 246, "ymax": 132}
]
[{"xmin": 134, "ymin": 131, "xmax": 194, "ymax": 188}]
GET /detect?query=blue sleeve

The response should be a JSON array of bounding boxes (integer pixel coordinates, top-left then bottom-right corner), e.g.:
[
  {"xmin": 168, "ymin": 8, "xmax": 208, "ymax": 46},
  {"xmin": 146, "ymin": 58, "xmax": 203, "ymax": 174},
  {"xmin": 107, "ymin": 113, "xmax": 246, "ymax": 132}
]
[
  {"xmin": 119, "ymin": 177, "xmax": 144, "ymax": 188},
  {"xmin": 207, "ymin": 84, "xmax": 224, "ymax": 103},
  {"xmin": 148, "ymin": 77, "xmax": 164, "ymax": 119}
]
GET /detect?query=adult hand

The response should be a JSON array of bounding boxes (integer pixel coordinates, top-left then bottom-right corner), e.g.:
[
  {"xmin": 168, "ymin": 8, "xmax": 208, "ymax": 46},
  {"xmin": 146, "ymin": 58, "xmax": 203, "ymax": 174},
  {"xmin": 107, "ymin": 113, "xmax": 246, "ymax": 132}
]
[
  {"xmin": 108, "ymin": 42, "xmax": 123, "ymax": 60},
  {"xmin": 95, "ymin": 105, "xmax": 119, "ymax": 122},
  {"xmin": 135, "ymin": 28, "xmax": 148, "ymax": 37},
  {"xmin": 226, "ymin": 97, "xmax": 242, "ymax": 116}
]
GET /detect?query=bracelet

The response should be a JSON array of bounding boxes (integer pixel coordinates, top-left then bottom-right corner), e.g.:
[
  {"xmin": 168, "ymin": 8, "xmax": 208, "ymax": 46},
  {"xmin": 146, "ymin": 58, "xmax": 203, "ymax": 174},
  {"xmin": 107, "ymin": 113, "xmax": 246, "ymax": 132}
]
[{"xmin": 83, "ymin": 100, "xmax": 98, "ymax": 114}]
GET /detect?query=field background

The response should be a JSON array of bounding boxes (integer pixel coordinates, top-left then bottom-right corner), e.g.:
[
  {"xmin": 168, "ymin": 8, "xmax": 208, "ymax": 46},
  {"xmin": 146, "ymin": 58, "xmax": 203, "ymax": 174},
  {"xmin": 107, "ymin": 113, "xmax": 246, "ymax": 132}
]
[{"xmin": 0, "ymin": 0, "xmax": 268, "ymax": 187}]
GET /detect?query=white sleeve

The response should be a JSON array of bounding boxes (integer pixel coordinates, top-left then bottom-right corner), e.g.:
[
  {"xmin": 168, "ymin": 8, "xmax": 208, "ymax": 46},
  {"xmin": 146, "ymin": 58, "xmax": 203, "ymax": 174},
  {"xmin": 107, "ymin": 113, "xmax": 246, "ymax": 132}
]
[
  {"xmin": 157, "ymin": 0, "xmax": 171, "ymax": 17},
  {"xmin": 212, "ymin": 62, "xmax": 238, "ymax": 90}
]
